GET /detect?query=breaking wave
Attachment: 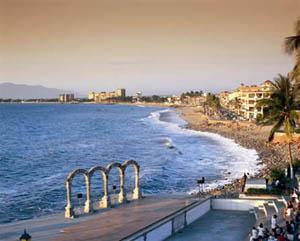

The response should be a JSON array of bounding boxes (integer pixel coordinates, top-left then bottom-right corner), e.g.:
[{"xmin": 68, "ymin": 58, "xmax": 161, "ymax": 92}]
[{"xmin": 144, "ymin": 108, "xmax": 260, "ymax": 192}]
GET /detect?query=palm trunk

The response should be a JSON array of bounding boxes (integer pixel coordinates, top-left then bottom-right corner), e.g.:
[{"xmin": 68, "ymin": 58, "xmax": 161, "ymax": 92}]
[{"xmin": 288, "ymin": 141, "xmax": 294, "ymax": 179}]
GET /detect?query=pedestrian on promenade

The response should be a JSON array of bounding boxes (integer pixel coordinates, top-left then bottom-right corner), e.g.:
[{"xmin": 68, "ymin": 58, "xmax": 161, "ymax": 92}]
[
  {"xmin": 250, "ymin": 226, "xmax": 259, "ymax": 241},
  {"xmin": 285, "ymin": 201, "xmax": 294, "ymax": 222},
  {"xmin": 271, "ymin": 214, "xmax": 277, "ymax": 235},
  {"xmin": 267, "ymin": 234, "xmax": 276, "ymax": 241},
  {"xmin": 278, "ymin": 228, "xmax": 285, "ymax": 241},
  {"xmin": 257, "ymin": 223, "xmax": 265, "ymax": 239},
  {"xmin": 242, "ymin": 173, "xmax": 247, "ymax": 192}
]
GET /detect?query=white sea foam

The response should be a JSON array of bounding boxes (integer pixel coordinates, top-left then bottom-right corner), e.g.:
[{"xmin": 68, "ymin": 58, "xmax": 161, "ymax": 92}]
[{"xmin": 146, "ymin": 108, "xmax": 261, "ymax": 192}]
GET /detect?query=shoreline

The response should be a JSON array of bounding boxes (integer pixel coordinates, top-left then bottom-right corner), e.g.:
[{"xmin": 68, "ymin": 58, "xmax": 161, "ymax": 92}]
[
  {"xmin": 1, "ymin": 103, "xmax": 297, "ymax": 225},
  {"xmin": 176, "ymin": 106, "xmax": 299, "ymax": 196},
  {"xmin": 121, "ymin": 102, "xmax": 286, "ymax": 192}
]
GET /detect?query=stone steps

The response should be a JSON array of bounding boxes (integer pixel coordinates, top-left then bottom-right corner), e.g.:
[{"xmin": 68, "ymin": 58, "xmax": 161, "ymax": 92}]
[
  {"xmin": 253, "ymin": 199, "xmax": 288, "ymax": 230},
  {"xmin": 273, "ymin": 199, "xmax": 287, "ymax": 227},
  {"xmin": 254, "ymin": 206, "xmax": 267, "ymax": 224},
  {"xmin": 274, "ymin": 200, "xmax": 286, "ymax": 213},
  {"xmin": 264, "ymin": 202, "xmax": 277, "ymax": 218}
]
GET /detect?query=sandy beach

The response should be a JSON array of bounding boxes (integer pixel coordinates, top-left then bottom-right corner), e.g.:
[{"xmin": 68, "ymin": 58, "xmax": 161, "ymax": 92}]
[
  {"xmin": 177, "ymin": 106, "xmax": 300, "ymax": 196},
  {"xmin": 109, "ymin": 102, "xmax": 299, "ymax": 196},
  {"xmin": 123, "ymin": 102, "xmax": 299, "ymax": 178}
]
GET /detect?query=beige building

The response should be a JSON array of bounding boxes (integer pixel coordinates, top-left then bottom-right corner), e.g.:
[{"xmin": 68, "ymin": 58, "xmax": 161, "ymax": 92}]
[
  {"xmin": 225, "ymin": 80, "xmax": 274, "ymax": 120},
  {"xmin": 59, "ymin": 93, "xmax": 75, "ymax": 103},
  {"xmin": 167, "ymin": 95, "xmax": 181, "ymax": 105},
  {"xmin": 181, "ymin": 95, "xmax": 207, "ymax": 106},
  {"xmin": 88, "ymin": 88, "xmax": 126, "ymax": 102},
  {"xmin": 132, "ymin": 92, "xmax": 142, "ymax": 102}
]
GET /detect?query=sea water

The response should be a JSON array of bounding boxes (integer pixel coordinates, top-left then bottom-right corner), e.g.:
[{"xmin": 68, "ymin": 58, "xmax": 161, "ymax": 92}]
[{"xmin": 0, "ymin": 104, "xmax": 259, "ymax": 223}]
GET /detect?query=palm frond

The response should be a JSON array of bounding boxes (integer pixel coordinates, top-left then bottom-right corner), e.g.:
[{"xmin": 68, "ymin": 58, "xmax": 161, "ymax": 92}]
[
  {"xmin": 290, "ymin": 110, "xmax": 298, "ymax": 120},
  {"xmin": 293, "ymin": 80, "xmax": 300, "ymax": 93},
  {"xmin": 258, "ymin": 74, "xmax": 299, "ymax": 142},
  {"xmin": 293, "ymin": 64, "xmax": 300, "ymax": 81},
  {"xmin": 256, "ymin": 98, "xmax": 275, "ymax": 107},
  {"xmin": 285, "ymin": 35, "xmax": 300, "ymax": 54}
]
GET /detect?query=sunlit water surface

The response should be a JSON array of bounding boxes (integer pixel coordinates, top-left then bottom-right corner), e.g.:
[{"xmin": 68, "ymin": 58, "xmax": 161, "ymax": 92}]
[{"xmin": 0, "ymin": 104, "xmax": 259, "ymax": 223}]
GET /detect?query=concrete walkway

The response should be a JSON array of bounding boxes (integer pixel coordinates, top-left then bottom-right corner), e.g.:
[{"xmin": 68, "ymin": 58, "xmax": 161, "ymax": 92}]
[
  {"xmin": 0, "ymin": 196, "xmax": 197, "ymax": 241},
  {"xmin": 167, "ymin": 210, "xmax": 255, "ymax": 241}
]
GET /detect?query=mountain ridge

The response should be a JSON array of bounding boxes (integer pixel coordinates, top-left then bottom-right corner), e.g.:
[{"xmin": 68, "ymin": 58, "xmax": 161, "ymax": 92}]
[{"xmin": 0, "ymin": 82, "xmax": 68, "ymax": 99}]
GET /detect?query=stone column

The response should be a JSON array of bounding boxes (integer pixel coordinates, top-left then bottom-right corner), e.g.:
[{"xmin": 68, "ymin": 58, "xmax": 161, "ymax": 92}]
[
  {"xmin": 84, "ymin": 175, "xmax": 92, "ymax": 214},
  {"xmin": 101, "ymin": 173, "xmax": 109, "ymax": 208},
  {"xmin": 132, "ymin": 165, "xmax": 140, "ymax": 200},
  {"xmin": 118, "ymin": 168, "xmax": 125, "ymax": 203},
  {"xmin": 65, "ymin": 180, "xmax": 73, "ymax": 218}
]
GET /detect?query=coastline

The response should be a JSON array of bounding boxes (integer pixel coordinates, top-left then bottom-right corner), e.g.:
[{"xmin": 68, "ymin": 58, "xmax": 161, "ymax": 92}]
[
  {"xmin": 123, "ymin": 102, "xmax": 285, "ymax": 178},
  {"xmin": 1, "ymin": 103, "xmax": 297, "ymax": 227},
  {"xmin": 8, "ymin": 101, "xmax": 294, "ymax": 194},
  {"xmin": 176, "ymin": 106, "xmax": 299, "ymax": 196}
]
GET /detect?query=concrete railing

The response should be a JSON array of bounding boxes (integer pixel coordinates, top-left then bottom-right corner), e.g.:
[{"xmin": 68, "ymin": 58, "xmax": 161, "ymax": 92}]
[
  {"xmin": 212, "ymin": 198, "xmax": 267, "ymax": 211},
  {"xmin": 122, "ymin": 198, "xmax": 211, "ymax": 241},
  {"xmin": 212, "ymin": 198, "xmax": 286, "ymax": 221}
]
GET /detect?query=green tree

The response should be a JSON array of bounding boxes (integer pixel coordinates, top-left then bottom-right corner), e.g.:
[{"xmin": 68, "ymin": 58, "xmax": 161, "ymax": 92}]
[
  {"xmin": 228, "ymin": 97, "xmax": 242, "ymax": 115},
  {"xmin": 257, "ymin": 75, "xmax": 300, "ymax": 178},
  {"xmin": 285, "ymin": 18, "xmax": 300, "ymax": 81},
  {"xmin": 205, "ymin": 94, "xmax": 220, "ymax": 110}
]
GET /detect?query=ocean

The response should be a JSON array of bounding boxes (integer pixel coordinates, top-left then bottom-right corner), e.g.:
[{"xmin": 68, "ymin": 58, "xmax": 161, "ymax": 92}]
[{"xmin": 0, "ymin": 104, "xmax": 259, "ymax": 223}]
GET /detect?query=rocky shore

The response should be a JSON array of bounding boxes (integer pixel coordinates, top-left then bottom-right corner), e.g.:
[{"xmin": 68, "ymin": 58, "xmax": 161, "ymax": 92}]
[{"xmin": 177, "ymin": 106, "xmax": 300, "ymax": 197}]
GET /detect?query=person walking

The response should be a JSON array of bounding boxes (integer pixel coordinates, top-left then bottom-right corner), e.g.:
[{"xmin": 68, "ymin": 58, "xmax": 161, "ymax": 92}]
[
  {"xmin": 271, "ymin": 214, "xmax": 277, "ymax": 235},
  {"xmin": 250, "ymin": 226, "xmax": 259, "ymax": 241},
  {"xmin": 257, "ymin": 223, "xmax": 265, "ymax": 239}
]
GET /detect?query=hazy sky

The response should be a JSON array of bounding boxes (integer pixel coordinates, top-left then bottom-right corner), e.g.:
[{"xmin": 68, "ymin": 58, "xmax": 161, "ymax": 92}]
[{"xmin": 1, "ymin": 0, "xmax": 300, "ymax": 95}]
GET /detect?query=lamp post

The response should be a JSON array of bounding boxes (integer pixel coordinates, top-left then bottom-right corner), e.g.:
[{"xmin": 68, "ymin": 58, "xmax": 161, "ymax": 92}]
[{"xmin": 19, "ymin": 229, "xmax": 31, "ymax": 241}]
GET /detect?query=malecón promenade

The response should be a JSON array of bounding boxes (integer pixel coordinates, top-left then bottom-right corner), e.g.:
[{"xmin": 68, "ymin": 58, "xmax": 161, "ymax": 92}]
[{"xmin": 0, "ymin": 160, "xmax": 285, "ymax": 241}]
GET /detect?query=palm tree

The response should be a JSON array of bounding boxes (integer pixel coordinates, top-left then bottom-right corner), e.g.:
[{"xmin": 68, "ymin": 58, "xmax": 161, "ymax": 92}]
[
  {"xmin": 257, "ymin": 75, "xmax": 300, "ymax": 179},
  {"xmin": 285, "ymin": 18, "xmax": 300, "ymax": 81},
  {"xmin": 228, "ymin": 97, "xmax": 242, "ymax": 115}
]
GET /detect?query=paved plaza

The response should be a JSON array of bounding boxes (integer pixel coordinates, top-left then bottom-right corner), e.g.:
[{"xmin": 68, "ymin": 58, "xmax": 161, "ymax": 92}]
[
  {"xmin": 167, "ymin": 210, "xmax": 256, "ymax": 241},
  {"xmin": 0, "ymin": 196, "xmax": 196, "ymax": 241}
]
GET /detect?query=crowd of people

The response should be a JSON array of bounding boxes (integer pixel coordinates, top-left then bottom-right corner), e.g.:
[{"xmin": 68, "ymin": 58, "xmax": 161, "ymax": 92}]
[{"xmin": 249, "ymin": 189, "xmax": 300, "ymax": 241}]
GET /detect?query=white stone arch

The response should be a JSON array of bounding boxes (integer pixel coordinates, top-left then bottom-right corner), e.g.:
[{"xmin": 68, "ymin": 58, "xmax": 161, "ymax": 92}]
[
  {"xmin": 106, "ymin": 162, "xmax": 125, "ymax": 204},
  {"xmin": 65, "ymin": 168, "xmax": 90, "ymax": 218},
  {"xmin": 122, "ymin": 160, "xmax": 140, "ymax": 200},
  {"xmin": 88, "ymin": 166, "xmax": 109, "ymax": 208}
]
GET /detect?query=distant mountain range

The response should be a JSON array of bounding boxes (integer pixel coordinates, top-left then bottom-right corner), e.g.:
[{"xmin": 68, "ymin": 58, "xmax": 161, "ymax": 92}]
[{"xmin": 0, "ymin": 82, "xmax": 68, "ymax": 99}]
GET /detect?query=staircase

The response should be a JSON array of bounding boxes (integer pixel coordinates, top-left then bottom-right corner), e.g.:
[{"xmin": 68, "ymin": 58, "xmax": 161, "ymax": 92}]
[{"xmin": 253, "ymin": 198, "xmax": 287, "ymax": 226}]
